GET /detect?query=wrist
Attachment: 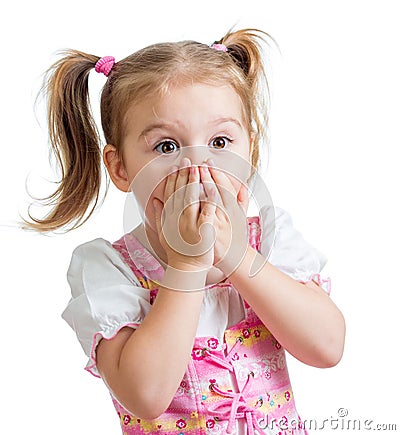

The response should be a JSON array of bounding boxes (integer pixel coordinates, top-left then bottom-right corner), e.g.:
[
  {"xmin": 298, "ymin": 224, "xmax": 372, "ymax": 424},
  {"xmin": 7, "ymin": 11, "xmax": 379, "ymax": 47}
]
[
  {"xmin": 161, "ymin": 264, "xmax": 209, "ymax": 292},
  {"xmin": 168, "ymin": 260, "xmax": 209, "ymax": 273},
  {"xmin": 227, "ymin": 245, "xmax": 268, "ymax": 280},
  {"xmin": 215, "ymin": 243, "xmax": 252, "ymax": 277}
]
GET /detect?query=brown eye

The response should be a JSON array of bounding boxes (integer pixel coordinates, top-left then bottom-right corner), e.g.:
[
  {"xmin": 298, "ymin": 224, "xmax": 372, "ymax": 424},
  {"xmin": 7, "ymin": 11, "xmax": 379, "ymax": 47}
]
[
  {"xmin": 155, "ymin": 140, "xmax": 178, "ymax": 154},
  {"xmin": 211, "ymin": 137, "xmax": 230, "ymax": 149}
]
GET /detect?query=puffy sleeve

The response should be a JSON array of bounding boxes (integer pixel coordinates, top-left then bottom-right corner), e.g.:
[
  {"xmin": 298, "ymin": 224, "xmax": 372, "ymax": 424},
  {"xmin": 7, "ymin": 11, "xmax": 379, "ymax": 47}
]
[
  {"xmin": 259, "ymin": 206, "xmax": 331, "ymax": 295},
  {"xmin": 61, "ymin": 238, "xmax": 151, "ymax": 377}
]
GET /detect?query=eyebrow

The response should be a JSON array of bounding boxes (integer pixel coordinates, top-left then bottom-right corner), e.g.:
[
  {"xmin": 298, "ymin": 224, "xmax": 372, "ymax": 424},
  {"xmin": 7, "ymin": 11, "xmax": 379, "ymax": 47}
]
[
  {"xmin": 139, "ymin": 117, "xmax": 244, "ymax": 140},
  {"xmin": 210, "ymin": 117, "xmax": 244, "ymax": 129},
  {"xmin": 139, "ymin": 122, "xmax": 176, "ymax": 139}
]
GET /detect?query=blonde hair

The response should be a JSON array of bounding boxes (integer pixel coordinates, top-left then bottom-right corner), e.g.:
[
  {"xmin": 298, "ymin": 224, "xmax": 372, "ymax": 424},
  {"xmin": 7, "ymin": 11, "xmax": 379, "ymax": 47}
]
[{"xmin": 25, "ymin": 28, "xmax": 272, "ymax": 232}]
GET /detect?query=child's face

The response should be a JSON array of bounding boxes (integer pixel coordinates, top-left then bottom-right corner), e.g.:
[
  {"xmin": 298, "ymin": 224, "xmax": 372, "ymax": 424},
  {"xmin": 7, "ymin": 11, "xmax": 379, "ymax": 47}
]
[{"xmin": 116, "ymin": 83, "xmax": 253, "ymax": 227}]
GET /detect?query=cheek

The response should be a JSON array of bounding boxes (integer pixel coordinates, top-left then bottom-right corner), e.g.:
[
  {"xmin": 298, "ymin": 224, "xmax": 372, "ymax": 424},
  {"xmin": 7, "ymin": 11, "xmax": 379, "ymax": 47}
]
[{"xmin": 128, "ymin": 162, "xmax": 169, "ymax": 210}]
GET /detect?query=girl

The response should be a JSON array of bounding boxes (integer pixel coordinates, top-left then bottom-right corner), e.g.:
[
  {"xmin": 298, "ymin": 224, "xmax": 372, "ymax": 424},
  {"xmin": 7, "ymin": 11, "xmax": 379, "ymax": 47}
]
[{"xmin": 28, "ymin": 29, "xmax": 345, "ymax": 434}]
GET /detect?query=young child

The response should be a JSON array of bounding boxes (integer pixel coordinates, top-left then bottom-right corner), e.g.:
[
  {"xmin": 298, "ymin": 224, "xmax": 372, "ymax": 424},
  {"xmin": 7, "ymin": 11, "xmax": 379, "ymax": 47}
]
[{"xmin": 28, "ymin": 29, "xmax": 345, "ymax": 434}]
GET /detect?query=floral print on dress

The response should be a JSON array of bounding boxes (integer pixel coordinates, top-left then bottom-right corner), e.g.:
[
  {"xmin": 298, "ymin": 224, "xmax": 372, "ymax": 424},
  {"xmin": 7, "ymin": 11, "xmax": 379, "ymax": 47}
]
[
  {"xmin": 242, "ymin": 328, "xmax": 251, "ymax": 339},
  {"xmin": 206, "ymin": 419, "xmax": 215, "ymax": 429},
  {"xmin": 192, "ymin": 348, "xmax": 206, "ymax": 360},
  {"xmin": 176, "ymin": 419, "xmax": 187, "ymax": 429},
  {"xmin": 207, "ymin": 338, "xmax": 219, "ymax": 350},
  {"xmin": 176, "ymin": 376, "xmax": 200, "ymax": 399},
  {"xmin": 113, "ymin": 234, "xmax": 164, "ymax": 282},
  {"xmin": 123, "ymin": 415, "xmax": 131, "ymax": 425}
]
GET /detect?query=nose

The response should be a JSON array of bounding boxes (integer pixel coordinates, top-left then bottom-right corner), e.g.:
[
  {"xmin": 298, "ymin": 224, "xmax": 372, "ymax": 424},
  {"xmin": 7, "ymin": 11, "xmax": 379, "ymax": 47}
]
[{"xmin": 180, "ymin": 145, "xmax": 211, "ymax": 167}]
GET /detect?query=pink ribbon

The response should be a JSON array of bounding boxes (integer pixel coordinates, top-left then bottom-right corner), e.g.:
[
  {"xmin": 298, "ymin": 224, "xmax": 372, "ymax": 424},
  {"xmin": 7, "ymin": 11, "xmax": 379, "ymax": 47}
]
[
  {"xmin": 95, "ymin": 56, "xmax": 115, "ymax": 77},
  {"xmin": 204, "ymin": 338, "xmax": 243, "ymax": 371},
  {"xmin": 203, "ymin": 340, "xmax": 264, "ymax": 435},
  {"xmin": 211, "ymin": 43, "xmax": 228, "ymax": 52},
  {"xmin": 207, "ymin": 375, "xmax": 264, "ymax": 435}
]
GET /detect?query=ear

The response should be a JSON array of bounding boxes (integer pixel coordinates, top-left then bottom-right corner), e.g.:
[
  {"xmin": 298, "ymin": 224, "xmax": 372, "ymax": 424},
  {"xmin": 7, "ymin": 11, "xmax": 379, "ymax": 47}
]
[{"xmin": 103, "ymin": 144, "xmax": 130, "ymax": 192}]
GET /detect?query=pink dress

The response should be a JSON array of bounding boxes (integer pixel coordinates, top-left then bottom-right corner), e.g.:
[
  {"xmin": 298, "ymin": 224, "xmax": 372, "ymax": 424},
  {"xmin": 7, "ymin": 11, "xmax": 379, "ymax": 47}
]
[{"xmin": 62, "ymin": 207, "xmax": 331, "ymax": 435}]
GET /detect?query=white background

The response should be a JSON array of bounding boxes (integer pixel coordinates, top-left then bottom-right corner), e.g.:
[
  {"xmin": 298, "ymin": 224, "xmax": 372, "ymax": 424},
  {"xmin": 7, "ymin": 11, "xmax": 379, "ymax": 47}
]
[{"xmin": 1, "ymin": 0, "xmax": 399, "ymax": 433}]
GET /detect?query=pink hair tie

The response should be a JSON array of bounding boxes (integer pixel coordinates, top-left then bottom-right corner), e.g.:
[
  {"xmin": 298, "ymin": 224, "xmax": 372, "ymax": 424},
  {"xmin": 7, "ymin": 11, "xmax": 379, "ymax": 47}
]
[
  {"xmin": 95, "ymin": 56, "xmax": 115, "ymax": 77},
  {"xmin": 211, "ymin": 43, "xmax": 228, "ymax": 53}
]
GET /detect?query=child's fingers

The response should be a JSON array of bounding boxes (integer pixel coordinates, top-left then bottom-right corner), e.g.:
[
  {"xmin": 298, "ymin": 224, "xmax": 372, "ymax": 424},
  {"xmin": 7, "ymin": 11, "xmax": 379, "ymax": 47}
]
[
  {"xmin": 164, "ymin": 166, "xmax": 178, "ymax": 211},
  {"xmin": 197, "ymin": 166, "xmax": 217, "ymax": 223},
  {"xmin": 198, "ymin": 183, "xmax": 206, "ymax": 211},
  {"xmin": 199, "ymin": 189, "xmax": 217, "ymax": 224},
  {"xmin": 174, "ymin": 158, "xmax": 191, "ymax": 208},
  {"xmin": 199, "ymin": 166, "xmax": 221, "ymax": 206},
  {"xmin": 206, "ymin": 165, "xmax": 237, "ymax": 209},
  {"xmin": 183, "ymin": 166, "xmax": 200, "ymax": 222}
]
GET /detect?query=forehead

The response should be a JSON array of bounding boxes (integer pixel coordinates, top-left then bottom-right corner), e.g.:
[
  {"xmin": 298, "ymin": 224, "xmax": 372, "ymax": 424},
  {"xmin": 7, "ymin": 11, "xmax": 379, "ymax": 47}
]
[{"xmin": 125, "ymin": 83, "xmax": 247, "ymax": 130}]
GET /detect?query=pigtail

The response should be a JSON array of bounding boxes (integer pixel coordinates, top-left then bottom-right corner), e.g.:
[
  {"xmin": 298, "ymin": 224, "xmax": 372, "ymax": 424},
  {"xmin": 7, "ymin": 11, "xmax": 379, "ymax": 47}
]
[
  {"xmin": 217, "ymin": 29, "xmax": 274, "ymax": 172},
  {"xmin": 220, "ymin": 29, "xmax": 264, "ymax": 74},
  {"xmin": 24, "ymin": 50, "xmax": 105, "ymax": 232}
]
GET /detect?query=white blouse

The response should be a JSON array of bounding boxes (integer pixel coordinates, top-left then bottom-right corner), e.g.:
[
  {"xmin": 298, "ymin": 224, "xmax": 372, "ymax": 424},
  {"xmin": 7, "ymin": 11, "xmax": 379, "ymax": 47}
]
[{"xmin": 62, "ymin": 206, "xmax": 330, "ymax": 377}]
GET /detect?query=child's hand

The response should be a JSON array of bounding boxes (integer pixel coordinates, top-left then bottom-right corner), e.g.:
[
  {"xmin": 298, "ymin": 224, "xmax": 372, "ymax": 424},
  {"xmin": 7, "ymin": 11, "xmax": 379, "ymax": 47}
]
[
  {"xmin": 199, "ymin": 160, "xmax": 249, "ymax": 276},
  {"xmin": 153, "ymin": 158, "xmax": 217, "ymax": 273}
]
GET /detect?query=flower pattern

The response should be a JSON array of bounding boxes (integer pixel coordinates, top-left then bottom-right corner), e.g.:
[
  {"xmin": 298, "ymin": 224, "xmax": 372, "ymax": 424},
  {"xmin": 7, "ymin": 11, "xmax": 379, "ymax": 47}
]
[
  {"xmin": 242, "ymin": 328, "xmax": 251, "ymax": 339},
  {"xmin": 191, "ymin": 348, "xmax": 205, "ymax": 360},
  {"xmin": 207, "ymin": 338, "xmax": 219, "ymax": 349},
  {"xmin": 176, "ymin": 419, "xmax": 187, "ymax": 429},
  {"xmin": 206, "ymin": 419, "xmax": 215, "ymax": 429}
]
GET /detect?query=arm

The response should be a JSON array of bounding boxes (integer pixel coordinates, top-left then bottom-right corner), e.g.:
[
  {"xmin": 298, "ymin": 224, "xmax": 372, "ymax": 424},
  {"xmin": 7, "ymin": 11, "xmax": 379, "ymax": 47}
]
[
  {"xmin": 227, "ymin": 246, "xmax": 345, "ymax": 368},
  {"xmin": 96, "ymin": 267, "xmax": 205, "ymax": 420},
  {"xmin": 203, "ymin": 163, "xmax": 345, "ymax": 368},
  {"xmin": 97, "ymin": 161, "xmax": 217, "ymax": 419}
]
